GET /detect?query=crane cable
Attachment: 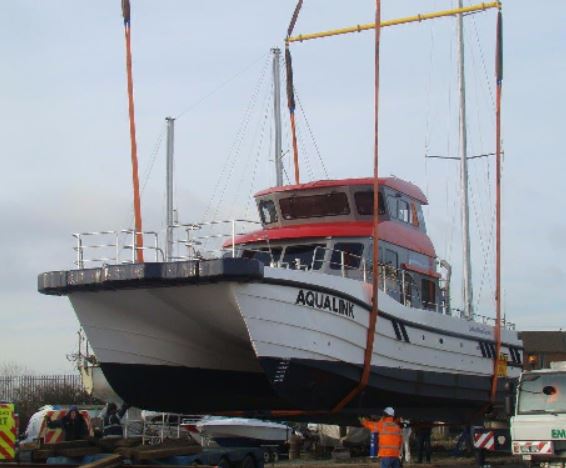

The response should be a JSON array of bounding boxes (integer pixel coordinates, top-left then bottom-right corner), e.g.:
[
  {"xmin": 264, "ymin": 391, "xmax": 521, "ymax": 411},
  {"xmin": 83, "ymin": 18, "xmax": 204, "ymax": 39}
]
[
  {"xmin": 490, "ymin": 6, "xmax": 503, "ymax": 403},
  {"xmin": 285, "ymin": 0, "xmax": 303, "ymax": 184},
  {"xmin": 332, "ymin": 0, "xmax": 382, "ymax": 413},
  {"xmin": 121, "ymin": 0, "xmax": 144, "ymax": 262}
]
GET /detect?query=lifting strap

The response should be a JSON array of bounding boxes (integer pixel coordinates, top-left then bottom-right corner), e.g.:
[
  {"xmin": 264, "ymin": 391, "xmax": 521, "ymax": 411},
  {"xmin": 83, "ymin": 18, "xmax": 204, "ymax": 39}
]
[
  {"xmin": 122, "ymin": 0, "xmax": 144, "ymax": 262},
  {"xmin": 332, "ymin": 0, "xmax": 382, "ymax": 413},
  {"xmin": 285, "ymin": 0, "xmax": 303, "ymax": 184},
  {"xmin": 490, "ymin": 7, "xmax": 503, "ymax": 403}
]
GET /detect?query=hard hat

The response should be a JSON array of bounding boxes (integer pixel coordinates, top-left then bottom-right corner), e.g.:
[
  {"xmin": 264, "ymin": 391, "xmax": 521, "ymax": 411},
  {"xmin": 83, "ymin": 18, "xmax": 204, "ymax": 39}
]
[{"xmin": 384, "ymin": 407, "xmax": 395, "ymax": 416}]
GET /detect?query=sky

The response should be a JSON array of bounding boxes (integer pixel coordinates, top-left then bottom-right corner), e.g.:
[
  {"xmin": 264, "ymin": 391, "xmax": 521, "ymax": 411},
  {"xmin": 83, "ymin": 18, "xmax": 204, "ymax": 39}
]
[{"xmin": 0, "ymin": 1, "xmax": 564, "ymax": 374}]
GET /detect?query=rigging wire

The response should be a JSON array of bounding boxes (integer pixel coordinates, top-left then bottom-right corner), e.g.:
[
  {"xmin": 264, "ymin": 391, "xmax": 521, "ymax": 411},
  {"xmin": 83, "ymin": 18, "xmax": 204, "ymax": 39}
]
[
  {"xmin": 174, "ymin": 52, "xmax": 269, "ymax": 121},
  {"xmin": 230, "ymin": 80, "xmax": 272, "ymax": 219},
  {"xmin": 244, "ymin": 91, "xmax": 272, "ymax": 219},
  {"xmin": 203, "ymin": 54, "xmax": 271, "ymax": 221},
  {"xmin": 470, "ymin": 13, "xmax": 496, "ymax": 110},
  {"xmin": 140, "ymin": 124, "xmax": 166, "ymax": 195},
  {"xmin": 295, "ymin": 89, "xmax": 329, "ymax": 180}
]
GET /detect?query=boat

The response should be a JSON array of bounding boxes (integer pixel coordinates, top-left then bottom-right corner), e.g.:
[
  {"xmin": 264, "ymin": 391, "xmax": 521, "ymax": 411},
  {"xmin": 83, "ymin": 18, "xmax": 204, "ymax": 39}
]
[
  {"xmin": 37, "ymin": 4, "xmax": 522, "ymax": 425},
  {"xmin": 38, "ymin": 174, "xmax": 522, "ymax": 423},
  {"xmin": 195, "ymin": 417, "xmax": 292, "ymax": 448}
]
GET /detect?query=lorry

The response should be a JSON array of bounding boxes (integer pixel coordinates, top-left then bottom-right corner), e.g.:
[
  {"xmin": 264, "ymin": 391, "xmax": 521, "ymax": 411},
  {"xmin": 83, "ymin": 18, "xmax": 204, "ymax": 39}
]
[{"xmin": 511, "ymin": 361, "xmax": 566, "ymax": 467}]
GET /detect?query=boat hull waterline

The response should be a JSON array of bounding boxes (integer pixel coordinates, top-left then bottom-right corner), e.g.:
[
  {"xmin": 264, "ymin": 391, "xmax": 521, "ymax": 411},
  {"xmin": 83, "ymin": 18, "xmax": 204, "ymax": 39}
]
[{"xmin": 39, "ymin": 258, "xmax": 522, "ymax": 423}]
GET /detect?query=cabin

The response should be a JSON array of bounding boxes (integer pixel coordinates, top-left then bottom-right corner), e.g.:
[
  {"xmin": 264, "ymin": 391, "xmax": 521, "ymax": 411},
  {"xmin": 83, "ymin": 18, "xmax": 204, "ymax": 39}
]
[{"xmin": 228, "ymin": 177, "xmax": 447, "ymax": 313}]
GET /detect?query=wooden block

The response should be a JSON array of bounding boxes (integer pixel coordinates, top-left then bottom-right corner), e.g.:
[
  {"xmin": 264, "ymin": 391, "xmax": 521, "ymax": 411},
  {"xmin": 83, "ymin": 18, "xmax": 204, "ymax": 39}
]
[
  {"xmin": 43, "ymin": 439, "xmax": 93, "ymax": 450},
  {"xmin": 58, "ymin": 446, "xmax": 101, "ymax": 457},
  {"xmin": 31, "ymin": 448, "xmax": 55, "ymax": 462},
  {"xmin": 79, "ymin": 453, "xmax": 123, "ymax": 468},
  {"xmin": 132, "ymin": 445, "xmax": 202, "ymax": 461},
  {"xmin": 114, "ymin": 446, "xmax": 135, "ymax": 459}
]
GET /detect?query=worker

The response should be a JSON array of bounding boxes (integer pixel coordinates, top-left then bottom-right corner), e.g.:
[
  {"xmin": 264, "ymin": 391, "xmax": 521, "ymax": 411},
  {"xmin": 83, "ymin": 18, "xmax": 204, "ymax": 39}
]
[
  {"xmin": 45, "ymin": 406, "xmax": 89, "ymax": 441},
  {"xmin": 360, "ymin": 407, "xmax": 403, "ymax": 467},
  {"xmin": 102, "ymin": 402, "xmax": 129, "ymax": 438},
  {"xmin": 400, "ymin": 419, "xmax": 412, "ymax": 464},
  {"xmin": 414, "ymin": 423, "xmax": 432, "ymax": 464}
]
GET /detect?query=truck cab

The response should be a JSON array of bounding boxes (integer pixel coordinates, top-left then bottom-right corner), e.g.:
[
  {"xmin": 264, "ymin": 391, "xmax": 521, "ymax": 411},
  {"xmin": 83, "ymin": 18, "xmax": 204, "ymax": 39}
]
[{"xmin": 511, "ymin": 362, "xmax": 566, "ymax": 465}]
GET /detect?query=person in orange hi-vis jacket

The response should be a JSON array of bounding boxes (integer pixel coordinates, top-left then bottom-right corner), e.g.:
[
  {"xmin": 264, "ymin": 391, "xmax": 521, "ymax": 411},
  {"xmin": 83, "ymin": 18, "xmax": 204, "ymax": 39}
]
[{"xmin": 360, "ymin": 407, "xmax": 403, "ymax": 468}]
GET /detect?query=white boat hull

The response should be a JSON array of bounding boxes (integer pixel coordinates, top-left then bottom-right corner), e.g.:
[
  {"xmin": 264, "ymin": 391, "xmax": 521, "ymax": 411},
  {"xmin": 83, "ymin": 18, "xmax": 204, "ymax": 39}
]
[{"xmin": 39, "ymin": 258, "xmax": 523, "ymax": 423}]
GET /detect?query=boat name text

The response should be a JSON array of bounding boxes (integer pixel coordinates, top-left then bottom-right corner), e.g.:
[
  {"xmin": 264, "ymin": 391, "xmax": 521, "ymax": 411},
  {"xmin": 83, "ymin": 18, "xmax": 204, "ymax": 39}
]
[
  {"xmin": 469, "ymin": 326, "xmax": 491, "ymax": 336},
  {"xmin": 295, "ymin": 289, "xmax": 355, "ymax": 319}
]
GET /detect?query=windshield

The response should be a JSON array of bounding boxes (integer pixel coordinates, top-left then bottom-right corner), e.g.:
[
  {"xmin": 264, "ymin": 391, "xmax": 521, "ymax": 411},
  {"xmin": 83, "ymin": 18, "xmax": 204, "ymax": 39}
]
[{"xmin": 518, "ymin": 372, "xmax": 566, "ymax": 414}]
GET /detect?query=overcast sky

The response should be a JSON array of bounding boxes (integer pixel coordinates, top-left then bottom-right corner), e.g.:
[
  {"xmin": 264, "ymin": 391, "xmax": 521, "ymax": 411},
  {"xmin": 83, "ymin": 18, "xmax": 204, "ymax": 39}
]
[{"xmin": 1, "ymin": 1, "xmax": 564, "ymax": 374}]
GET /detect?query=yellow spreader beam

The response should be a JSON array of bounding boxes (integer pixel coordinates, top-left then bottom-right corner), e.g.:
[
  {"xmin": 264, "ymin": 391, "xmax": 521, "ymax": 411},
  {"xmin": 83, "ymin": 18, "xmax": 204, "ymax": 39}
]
[{"xmin": 287, "ymin": 2, "xmax": 500, "ymax": 44}]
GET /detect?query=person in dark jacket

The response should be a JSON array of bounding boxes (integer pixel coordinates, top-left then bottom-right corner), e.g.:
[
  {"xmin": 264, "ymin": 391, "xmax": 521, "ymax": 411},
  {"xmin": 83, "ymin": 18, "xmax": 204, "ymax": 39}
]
[
  {"xmin": 102, "ymin": 402, "xmax": 129, "ymax": 438},
  {"xmin": 45, "ymin": 406, "xmax": 89, "ymax": 441}
]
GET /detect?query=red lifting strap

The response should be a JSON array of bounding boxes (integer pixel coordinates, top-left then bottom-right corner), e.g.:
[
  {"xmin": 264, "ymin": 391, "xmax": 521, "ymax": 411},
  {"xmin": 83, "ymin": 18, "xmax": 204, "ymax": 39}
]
[{"xmin": 332, "ymin": 0, "xmax": 382, "ymax": 413}]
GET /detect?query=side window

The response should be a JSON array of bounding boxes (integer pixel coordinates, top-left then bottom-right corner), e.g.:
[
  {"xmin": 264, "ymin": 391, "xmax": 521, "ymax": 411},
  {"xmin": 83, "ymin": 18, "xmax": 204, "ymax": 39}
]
[
  {"xmin": 330, "ymin": 243, "xmax": 364, "ymax": 270},
  {"xmin": 384, "ymin": 249, "xmax": 398, "ymax": 268},
  {"xmin": 258, "ymin": 200, "xmax": 278, "ymax": 225},
  {"xmin": 410, "ymin": 202, "xmax": 420, "ymax": 227},
  {"xmin": 398, "ymin": 200, "xmax": 410, "ymax": 223},
  {"xmin": 387, "ymin": 196, "xmax": 398, "ymax": 219},
  {"xmin": 242, "ymin": 247, "xmax": 282, "ymax": 266},
  {"xmin": 421, "ymin": 278, "xmax": 437, "ymax": 311},
  {"xmin": 354, "ymin": 191, "xmax": 385, "ymax": 216},
  {"xmin": 282, "ymin": 244, "xmax": 325, "ymax": 270}
]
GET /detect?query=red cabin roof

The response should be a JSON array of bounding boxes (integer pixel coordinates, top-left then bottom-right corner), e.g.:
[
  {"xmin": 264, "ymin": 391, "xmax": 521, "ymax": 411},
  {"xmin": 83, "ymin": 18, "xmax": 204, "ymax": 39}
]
[
  {"xmin": 226, "ymin": 220, "xmax": 436, "ymax": 258},
  {"xmin": 254, "ymin": 177, "xmax": 428, "ymax": 204}
]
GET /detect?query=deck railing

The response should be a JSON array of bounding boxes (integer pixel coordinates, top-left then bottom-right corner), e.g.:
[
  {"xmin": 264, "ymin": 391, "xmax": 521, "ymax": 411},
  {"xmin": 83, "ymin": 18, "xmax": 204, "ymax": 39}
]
[{"xmin": 69, "ymin": 220, "xmax": 514, "ymax": 329}]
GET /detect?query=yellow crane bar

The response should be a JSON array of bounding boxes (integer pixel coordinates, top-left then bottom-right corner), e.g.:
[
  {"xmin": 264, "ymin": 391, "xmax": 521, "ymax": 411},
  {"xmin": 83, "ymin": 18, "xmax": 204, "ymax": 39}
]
[{"xmin": 287, "ymin": 2, "xmax": 500, "ymax": 44}]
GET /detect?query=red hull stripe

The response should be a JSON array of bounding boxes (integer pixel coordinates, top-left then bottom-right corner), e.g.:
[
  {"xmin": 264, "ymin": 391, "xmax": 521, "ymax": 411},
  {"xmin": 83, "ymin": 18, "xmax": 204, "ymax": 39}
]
[
  {"xmin": 227, "ymin": 220, "xmax": 436, "ymax": 258},
  {"xmin": 254, "ymin": 177, "xmax": 428, "ymax": 204}
]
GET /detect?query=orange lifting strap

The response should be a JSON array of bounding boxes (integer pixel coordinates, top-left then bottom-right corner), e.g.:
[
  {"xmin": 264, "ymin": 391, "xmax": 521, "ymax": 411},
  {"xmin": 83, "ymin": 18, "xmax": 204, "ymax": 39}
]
[
  {"xmin": 332, "ymin": 0, "xmax": 382, "ymax": 413},
  {"xmin": 490, "ymin": 7, "xmax": 503, "ymax": 403},
  {"xmin": 285, "ymin": 0, "xmax": 303, "ymax": 184},
  {"xmin": 122, "ymin": 0, "xmax": 144, "ymax": 262}
]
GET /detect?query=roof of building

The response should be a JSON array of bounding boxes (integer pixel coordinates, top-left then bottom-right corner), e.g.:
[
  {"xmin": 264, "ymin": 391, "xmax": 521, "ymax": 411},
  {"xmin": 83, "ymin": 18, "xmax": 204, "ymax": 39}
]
[
  {"xmin": 519, "ymin": 331, "xmax": 566, "ymax": 353},
  {"xmin": 254, "ymin": 177, "xmax": 428, "ymax": 204}
]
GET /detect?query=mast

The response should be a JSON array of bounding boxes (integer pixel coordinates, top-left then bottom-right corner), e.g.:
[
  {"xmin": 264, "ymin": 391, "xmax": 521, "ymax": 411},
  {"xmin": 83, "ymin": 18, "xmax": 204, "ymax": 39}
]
[
  {"xmin": 457, "ymin": 0, "xmax": 474, "ymax": 319},
  {"xmin": 165, "ymin": 116, "xmax": 175, "ymax": 261},
  {"xmin": 271, "ymin": 48, "xmax": 284, "ymax": 186}
]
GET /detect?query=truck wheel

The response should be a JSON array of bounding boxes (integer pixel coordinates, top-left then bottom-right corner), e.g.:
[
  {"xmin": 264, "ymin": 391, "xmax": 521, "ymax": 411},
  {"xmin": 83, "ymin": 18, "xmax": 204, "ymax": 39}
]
[
  {"xmin": 263, "ymin": 451, "xmax": 271, "ymax": 463},
  {"xmin": 217, "ymin": 457, "xmax": 230, "ymax": 468},
  {"xmin": 271, "ymin": 451, "xmax": 279, "ymax": 462},
  {"xmin": 241, "ymin": 454, "xmax": 256, "ymax": 468}
]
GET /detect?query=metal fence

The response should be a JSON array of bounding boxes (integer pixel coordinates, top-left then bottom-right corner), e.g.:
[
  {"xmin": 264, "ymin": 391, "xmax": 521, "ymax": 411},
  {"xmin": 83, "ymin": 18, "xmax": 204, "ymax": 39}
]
[{"xmin": 0, "ymin": 374, "xmax": 83, "ymax": 402}]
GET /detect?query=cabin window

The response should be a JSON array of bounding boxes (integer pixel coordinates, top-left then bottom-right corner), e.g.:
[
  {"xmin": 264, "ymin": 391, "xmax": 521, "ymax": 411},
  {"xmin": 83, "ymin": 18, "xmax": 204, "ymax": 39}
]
[
  {"xmin": 330, "ymin": 243, "xmax": 364, "ymax": 270},
  {"xmin": 421, "ymin": 278, "xmax": 437, "ymax": 311},
  {"xmin": 258, "ymin": 200, "xmax": 278, "ymax": 225},
  {"xmin": 387, "ymin": 195, "xmax": 410, "ymax": 224},
  {"xmin": 242, "ymin": 247, "xmax": 282, "ymax": 266},
  {"xmin": 402, "ymin": 274, "xmax": 415, "ymax": 305},
  {"xmin": 354, "ymin": 191, "xmax": 385, "ymax": 216},
  {"xmin": 279, "ymin": 192, "xmax": 350, "ymax": 220},
  {"xmin": 384, "ymin": 249, "xmax": 398, "ymax": 268},
  {"xmin": 398, "ymin": 200, "xmax": 410, "ymax": 223},
  {"xmin": 281, "ymin": 244, "xmax": 325, "ymax": 270}
]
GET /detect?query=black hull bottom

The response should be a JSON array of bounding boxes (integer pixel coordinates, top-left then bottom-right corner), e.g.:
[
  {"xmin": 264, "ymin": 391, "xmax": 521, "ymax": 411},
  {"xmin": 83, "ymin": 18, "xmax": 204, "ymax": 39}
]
[
  {"xmin": 100, "ymin": 363, "xmax": 293, "ymax": 413},
  {"xmin": 259, "ymin": 357, "xmax": 508, "ymax": 424},
  {"xmin": 100, "ymin": 359, "xmax": 509, "ymax": 424}
]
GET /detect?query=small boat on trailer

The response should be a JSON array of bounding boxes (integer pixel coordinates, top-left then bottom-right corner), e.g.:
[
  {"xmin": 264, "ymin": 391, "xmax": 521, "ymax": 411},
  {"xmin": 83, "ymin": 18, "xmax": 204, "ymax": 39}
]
[
  {"xmin": 38, "ymin": 176, "xmax": 522, "ymax": 424},
  {"xmin": 196, "ymin": 417, "xmax": 292, "ymax": 448}
]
